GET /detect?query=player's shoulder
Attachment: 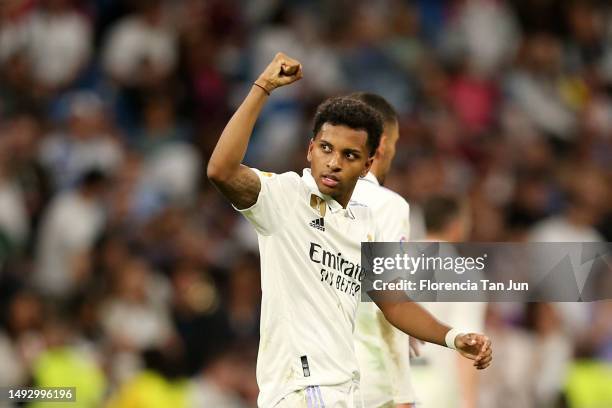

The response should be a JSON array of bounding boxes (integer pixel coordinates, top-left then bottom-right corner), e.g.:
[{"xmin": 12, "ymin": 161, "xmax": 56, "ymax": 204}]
[
  {"xmin": 347, "ymin": 202, "xmax": 372, "ymax": 218},
  {"xmin": 347, "ymin": 192, "xmax": 375, "ymax": 220},
  {"xmin": 250, "ymin": 169, "xmax": 303, "ymax": 199},
  {"xmin": 379, "ymin": 186, "xmax": 409, "ymax": 210},
  {"xmin": 347, "ymin": 203, "xmax": 380, "ymax": 234},
  {"xmin": 253, "ymin": 169, "xmax": 301, "ymax": 184},
  {"xmin": 347, "ymin": 195, "xmax": 390, "ymax": 222},
  {"xmin": 353, "ymin": 179, "xmax": 409, "ymax": 213},
  {"xmin": 253, "ymin": 168, "xmax": 298, "ymax": 178}
]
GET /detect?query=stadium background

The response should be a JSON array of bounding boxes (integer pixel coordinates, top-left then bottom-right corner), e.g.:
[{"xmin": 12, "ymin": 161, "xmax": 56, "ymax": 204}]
[{"xmin": 0, "ymin": 0, "xmax": 611, "ymax": 406}]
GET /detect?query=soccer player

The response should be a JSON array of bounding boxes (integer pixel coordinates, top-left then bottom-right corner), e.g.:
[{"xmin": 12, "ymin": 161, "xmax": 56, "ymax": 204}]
[
  {"xmin": 349, "ymin": 92, "xmax": 416, "ymax": 408},
  {"xmin": 412, "ymin": 196, "xmax": 487, "ymax": 408},
  {"xmin": 207, "ymin": 52, "xmax": 492, "ymax": 408}
]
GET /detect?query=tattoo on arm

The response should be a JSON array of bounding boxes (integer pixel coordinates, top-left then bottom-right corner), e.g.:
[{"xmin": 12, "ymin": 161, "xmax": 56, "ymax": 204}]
[{"xmin": 212, "ymin": 165, "xmax": 261, "ymax": 209}]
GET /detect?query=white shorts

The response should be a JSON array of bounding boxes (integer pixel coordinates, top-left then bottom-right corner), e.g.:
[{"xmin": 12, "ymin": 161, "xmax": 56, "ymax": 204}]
[{"xmin": 274, "ymin": 382, "xmax": 362, "ymax": 408}]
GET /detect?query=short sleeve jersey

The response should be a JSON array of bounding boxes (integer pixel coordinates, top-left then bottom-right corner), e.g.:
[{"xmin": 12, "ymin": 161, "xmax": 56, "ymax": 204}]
[{"xmin": 235, "ymin": 168, "xmax": 379, "ymax": 408}]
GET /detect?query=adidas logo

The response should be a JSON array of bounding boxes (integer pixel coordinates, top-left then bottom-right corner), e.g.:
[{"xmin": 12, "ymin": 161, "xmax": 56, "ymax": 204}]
[{"xmin": 309, "ymin": 217, "xmax": 325, "ymax": 231}]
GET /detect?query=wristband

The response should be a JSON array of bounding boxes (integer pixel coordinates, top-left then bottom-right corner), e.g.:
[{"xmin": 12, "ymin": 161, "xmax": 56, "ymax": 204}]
[
  {"xmin": 445, "ymin": 328, "xmax": 463, "ymax": 350},
  {"xmin": 253, "ymin": 79, "xmax": 273, "ymax": 95},
  {"xmin": 253, "ymin": 82, "xmax": 270, "ymax": 96}
]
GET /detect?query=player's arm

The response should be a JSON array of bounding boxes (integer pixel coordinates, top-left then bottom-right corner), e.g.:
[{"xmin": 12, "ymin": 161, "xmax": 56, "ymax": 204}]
[
  {"xmin": 374, "ymin": 299, "xmax": 492, "ymax": 370},
  {"xmin": 207, "ymin": 52, "xmax": 302, "ymax": 209}
]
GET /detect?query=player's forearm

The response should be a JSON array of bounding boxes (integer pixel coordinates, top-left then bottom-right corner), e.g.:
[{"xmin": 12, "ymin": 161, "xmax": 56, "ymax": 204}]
[
  {"xmin": 207, "ymin": 85, "xmax": 268, "ymax": 182},
  {"xmin": 379, "ymin": 300, "xmax": 451, "ymax": 347}
]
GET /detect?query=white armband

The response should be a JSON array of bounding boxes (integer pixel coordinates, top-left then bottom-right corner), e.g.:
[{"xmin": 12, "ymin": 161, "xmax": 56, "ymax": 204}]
[{"xmin": 445, "ymin": 328, "xmax": 464, "ymax": 350}]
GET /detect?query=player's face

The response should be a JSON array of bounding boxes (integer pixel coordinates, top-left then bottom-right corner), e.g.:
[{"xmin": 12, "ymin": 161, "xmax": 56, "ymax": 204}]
[{"xmin": 307, "ymin": 123, "xmax": 373, "ymax": 206}]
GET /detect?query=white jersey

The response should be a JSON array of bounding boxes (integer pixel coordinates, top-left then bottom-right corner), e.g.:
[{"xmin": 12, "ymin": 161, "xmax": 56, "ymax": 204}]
[
  {"xmin": 351, "ymin": 172, "xmax": 416, "ymax": 407},
  {"xmin": 236, "ymin": 168, "xmax": 379, "ymax": 408}
]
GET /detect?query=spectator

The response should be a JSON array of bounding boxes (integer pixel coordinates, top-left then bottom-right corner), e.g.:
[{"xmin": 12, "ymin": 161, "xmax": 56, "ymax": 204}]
[
  {"xmin": 188, "ymin": 349, "xmax": 250, "ymax": 408},
  {"xmin": 505, "ymin": 33, "xmax": 578, "ymax": 141},
  {"xmin": 439, "ymin": 0, "xmax": 519, "ymax": 76},
  {"xmin": 34, "ymin": 169, "xmax": 108, "ymax": 298},
  {"xmin": 102, "ymin": 0, "xmax": 177, "ymax": 87},
  {"xmin": 224, "ymin": 255, "xmax": 260, "ymax": 344},
  {"xmin": 30, "ymin": 315, "xmax": 107, "ymax": 408},
  {"xmin": 39, "ymin": 92, "xmax": 123, "ymax": 190},
  {"xmin": 525, "ymin": 303, "xmax": 573, "ymax": 407},
  {"xmin": 100, "ymin": 257, "xmax": 173, "ymax": 352},
  {"xmin": 0, "ymin": 291, "xmax": 42, "ymax": 388},
  {"xmin": 0, "ymin": 114, "xmax": 41, "ymax": 252},
  {"xmin": 100, "ymin": 256, "xmax": 173, "ymax": 385},
  {"xmin": 0, "ymin": 0, "xmax": 33, "ymax": 65},
  {"xmin": 24, "ymin": 0, "xmax": 92, "ymax": 90},
  {"xmin": 135, "ymin": 95, "xmax": 201, "ymax": 204},
  {"xmin": 170, "ymin": 262, "xmax": 229, "ymax": 376},
  {"xmin": 105, "ymin": 347, "xmax": 188, "ymax": 408},
  {"xmin": 529, "ymin": 166, "xmax": 608, "ymax": 243}
]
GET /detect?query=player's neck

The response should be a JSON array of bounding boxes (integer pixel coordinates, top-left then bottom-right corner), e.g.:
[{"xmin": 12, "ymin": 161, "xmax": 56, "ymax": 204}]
[
  {"xmin": 333, "ymin": 187, "xmax": 355, "ymax": 209},
  {"xmin": 336, "ymin": 193, "xmax": 350, "ymax": 209},
  {"xmin": 368, "ymin": 163, "xmax": 385, "ymax": 185}
]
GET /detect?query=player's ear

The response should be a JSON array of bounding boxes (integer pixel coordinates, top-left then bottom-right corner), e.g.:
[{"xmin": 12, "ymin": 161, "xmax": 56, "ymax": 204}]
[
  {"xmin": 307, "ymin": 138, "xmax": 314, "ymax": 162},
  {"xmin": 376, "ymin": 134, "xmax": 387, "ymax": 159},
  {"xmin": 361, "ymin": 156, "xmax": 374, "ymax": 177}
]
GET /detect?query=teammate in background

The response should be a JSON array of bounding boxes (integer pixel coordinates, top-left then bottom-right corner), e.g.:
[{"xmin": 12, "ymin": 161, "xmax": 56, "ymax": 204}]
[
  {"xmin": 207, "ymin": 52, "xmax": 492, "ymax": 407},
  {"xmin": 412, "ymin": 196, "xmax": 488, "ymax": 408},
  {"xmin": 349, "ymin": 93, "xmax": 416, "ymax": 408}
]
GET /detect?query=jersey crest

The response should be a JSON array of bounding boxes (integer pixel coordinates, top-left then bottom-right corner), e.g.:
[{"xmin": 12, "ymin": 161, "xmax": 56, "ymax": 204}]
[{"xmin": 309, "ymin": 194, "xmax": 327, "ymax": 217}]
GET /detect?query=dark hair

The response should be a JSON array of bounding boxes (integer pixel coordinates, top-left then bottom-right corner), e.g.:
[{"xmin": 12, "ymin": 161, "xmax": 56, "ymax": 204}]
[
  {"xmin": 348, "ymin": 92, "xmax": 398, "ymax": 125},
  {"xmin": 424, "ymin": 196, "xmax": 463, "ymax": 233},
  {"xmin": 312, "ymin": 96, "xmax": 383, "ymax": 157}
]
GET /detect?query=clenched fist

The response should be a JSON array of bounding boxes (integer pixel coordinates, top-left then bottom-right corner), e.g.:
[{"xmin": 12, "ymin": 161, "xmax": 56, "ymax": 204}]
[{"xmin": 254, "ymin": 52, "xmax": 303, "ymax": 94}]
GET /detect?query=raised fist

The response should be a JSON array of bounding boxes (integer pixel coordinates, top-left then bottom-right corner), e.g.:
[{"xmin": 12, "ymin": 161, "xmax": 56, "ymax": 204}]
[{"xmin": 255, "ymin": 52, "xmax": 303, "ymax": 94}]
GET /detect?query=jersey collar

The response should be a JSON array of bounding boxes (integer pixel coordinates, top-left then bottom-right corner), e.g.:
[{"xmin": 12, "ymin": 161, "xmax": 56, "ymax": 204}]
[{"xmin": 302, "ymin": 168, "xmax": 355, "ymax": 218}]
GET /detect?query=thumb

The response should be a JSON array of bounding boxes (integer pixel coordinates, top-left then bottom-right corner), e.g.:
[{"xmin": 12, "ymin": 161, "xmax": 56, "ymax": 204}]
[{"xmin": 281, "ymin": 63, "xmax": 299, "ymax": 76}]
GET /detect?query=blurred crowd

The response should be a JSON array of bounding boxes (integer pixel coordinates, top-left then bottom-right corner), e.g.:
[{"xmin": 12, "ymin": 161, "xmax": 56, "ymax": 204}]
[{"xmin": 0, "ymin": 0, "xmax": 611, "ymax": 407}]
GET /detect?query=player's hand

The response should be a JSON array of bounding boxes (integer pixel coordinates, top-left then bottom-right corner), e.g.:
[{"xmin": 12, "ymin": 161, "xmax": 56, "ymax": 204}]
[
  {"xmin": 255, "ymin": 52, "xmax": 303, "ymax": 94},
  {"xmin": 455, "ymin": 333, "xmax": 492, "ymax": 370}
]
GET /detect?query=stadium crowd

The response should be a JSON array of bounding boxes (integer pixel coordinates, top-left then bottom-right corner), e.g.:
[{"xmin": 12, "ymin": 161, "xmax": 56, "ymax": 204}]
[{"xmin": 0, "ymin": 0, "xmax": 611, "ymax": 406}]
